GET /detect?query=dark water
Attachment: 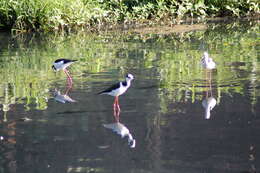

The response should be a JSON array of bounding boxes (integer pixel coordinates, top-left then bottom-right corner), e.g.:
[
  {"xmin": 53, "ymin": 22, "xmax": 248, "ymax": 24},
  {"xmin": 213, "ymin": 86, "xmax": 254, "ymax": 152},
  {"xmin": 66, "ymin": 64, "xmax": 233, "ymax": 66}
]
[{"xmin": 0, "ymin": 21, "xmax": 259, "ymax": 173}]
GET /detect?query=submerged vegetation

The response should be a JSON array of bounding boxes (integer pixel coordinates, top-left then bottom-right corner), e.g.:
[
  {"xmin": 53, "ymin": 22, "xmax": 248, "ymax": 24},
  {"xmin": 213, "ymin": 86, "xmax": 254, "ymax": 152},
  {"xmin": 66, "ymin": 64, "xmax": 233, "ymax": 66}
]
[{"xmin": 0, "ymin": 0, "xmax": 259, "ymax": 32}]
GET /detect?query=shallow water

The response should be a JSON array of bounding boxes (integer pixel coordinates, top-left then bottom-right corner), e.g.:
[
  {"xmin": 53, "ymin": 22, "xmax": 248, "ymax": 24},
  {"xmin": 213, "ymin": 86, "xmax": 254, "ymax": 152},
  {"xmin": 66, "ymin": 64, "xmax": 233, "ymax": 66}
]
[{"xmin": 0, "ymin": 21, "xmax": 259, "ymax": 173}]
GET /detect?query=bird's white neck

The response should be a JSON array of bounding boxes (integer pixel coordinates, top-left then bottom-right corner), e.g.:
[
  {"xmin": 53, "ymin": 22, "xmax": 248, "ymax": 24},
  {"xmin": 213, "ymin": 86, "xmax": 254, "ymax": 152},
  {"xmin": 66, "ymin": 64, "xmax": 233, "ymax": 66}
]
[{"xmin": 124, "ymin": 79, "xmax": 132, "ymax": 87}]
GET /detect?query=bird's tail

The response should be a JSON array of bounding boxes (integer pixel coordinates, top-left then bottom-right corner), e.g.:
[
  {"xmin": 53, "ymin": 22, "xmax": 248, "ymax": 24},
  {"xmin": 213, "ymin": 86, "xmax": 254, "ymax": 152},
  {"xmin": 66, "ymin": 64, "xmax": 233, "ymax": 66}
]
[{"xmin": 97, "ymin": 91, "xmax": 105, "ymax": 95}]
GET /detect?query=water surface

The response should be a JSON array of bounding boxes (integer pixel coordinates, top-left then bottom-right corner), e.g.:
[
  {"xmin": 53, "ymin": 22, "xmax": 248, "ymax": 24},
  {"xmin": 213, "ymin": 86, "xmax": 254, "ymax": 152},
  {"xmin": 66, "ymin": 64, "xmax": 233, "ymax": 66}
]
[{"xmin": 0, "ymin": 21, "xmax": 259, "ymax": 173}]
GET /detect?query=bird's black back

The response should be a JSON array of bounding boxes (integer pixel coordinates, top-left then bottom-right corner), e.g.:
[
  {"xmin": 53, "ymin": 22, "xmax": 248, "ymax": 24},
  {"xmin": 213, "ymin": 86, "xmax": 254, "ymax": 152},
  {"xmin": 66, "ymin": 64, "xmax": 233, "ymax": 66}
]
[
  {"xmin": 54, "ymin": 59, "xmax": 77, "ymax": 64},
  {"xmin": 98, "ymin": 82, "xmax": 121, "ymax": 94},
  {"xmin": 122, "ymin": 81, "xmax": 127, "ymax": 86}
]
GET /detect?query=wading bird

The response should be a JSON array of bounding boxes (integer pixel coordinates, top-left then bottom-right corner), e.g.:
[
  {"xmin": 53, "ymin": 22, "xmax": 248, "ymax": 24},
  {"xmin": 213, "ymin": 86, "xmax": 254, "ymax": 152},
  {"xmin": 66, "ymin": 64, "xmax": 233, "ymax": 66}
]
[
  {"xmin": 52, "ymin": 59, "xmax": 77, "ymax": 85},
  {"xmin": 98, "ymin": 74, "xmax": 134, "ymax": 112},
  {"xmin": 201, "ymin": 52, "xmax": 216, "ymax": 70}
]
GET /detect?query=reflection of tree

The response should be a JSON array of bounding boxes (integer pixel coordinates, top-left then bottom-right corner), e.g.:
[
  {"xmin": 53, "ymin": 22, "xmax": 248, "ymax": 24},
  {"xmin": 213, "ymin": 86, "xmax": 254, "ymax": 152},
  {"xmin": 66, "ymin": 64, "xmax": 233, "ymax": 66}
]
[
  {"xmin": 0, "ymin": 83, "xmax": 17, "ymax": 172},
  {"xmin": 0, "ymin": 21, "xmax": 258, "ymax": 173},
  {"xmin": 155, "ymin": 22, "xmax": 259, "ymax": 113},
  {"xmin": 146, "ymin": 112, "xmax": 162, "ymax": 171},
  {"xmin": 248, "ymin": 145, "xmax": 256, "ymax": 173},
  {"xmin": 0, "ymin": 83, "xmax": 16, "ymax": 122},
  {"xmin": 0, "ymin": 116, "xmax": 17, "ymax": 173},
  {"xmin": 249, "ymin": 59, "xmax": 258, "ymax": 114},
  {"xmin": 0, "ymin": 21, "xmax": 259, "ymax": 112}
]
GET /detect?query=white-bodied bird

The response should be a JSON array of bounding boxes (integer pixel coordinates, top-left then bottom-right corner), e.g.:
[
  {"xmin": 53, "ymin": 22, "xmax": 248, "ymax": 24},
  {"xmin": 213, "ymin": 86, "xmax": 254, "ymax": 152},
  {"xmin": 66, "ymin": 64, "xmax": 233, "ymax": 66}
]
[
  {"xmin": 52, "ymin": 59, "xmax": 77, "ymax": 83},
  {"xmin": 98, "ymin": 74, "xmax": 134, "ymax": 111},
  {"xmin": 201, "ymin": 52, "xmax": 216, "ymax": 70}
]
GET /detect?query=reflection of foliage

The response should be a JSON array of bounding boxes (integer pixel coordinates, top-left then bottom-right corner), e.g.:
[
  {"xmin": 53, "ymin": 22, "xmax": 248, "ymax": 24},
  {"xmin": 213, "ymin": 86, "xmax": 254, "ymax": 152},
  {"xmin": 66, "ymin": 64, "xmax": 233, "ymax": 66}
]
[
  {"xmin": 152, "ymin": 21, "xmax": 260, "ymax": 112},
  {"xmin": 0, "ymin": 21, "xmax": 259, "ymax": 112},
  {"xmin": 112, "ymin": 21, "xmax": 259, "ymax": 112}
]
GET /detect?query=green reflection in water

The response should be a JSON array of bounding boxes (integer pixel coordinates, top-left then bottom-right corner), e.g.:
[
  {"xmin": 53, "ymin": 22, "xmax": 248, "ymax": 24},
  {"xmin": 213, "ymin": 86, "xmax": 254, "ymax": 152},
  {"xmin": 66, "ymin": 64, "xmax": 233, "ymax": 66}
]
[
  {"xmin": 0, "ymin": 21, "xmax": 259, "ymax": 117},
  {"xmin": 155, "ymin": 22, "xmax": 259, "ymax": 113}
]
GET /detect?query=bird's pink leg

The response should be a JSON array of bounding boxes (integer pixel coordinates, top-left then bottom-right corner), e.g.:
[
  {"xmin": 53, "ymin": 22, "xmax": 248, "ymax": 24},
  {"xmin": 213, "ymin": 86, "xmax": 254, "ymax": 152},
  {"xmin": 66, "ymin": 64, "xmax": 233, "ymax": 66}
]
[
  {"xmin": 113, "ymin": 96, "xmax": 121, "ymax": 113},
  {"xmin": 64, "ymin": 69, "xmax": 73, "ymax": 86},
  {"xmin": 64, "ymin": 69, "xmax": 72, "ymax": 80}
]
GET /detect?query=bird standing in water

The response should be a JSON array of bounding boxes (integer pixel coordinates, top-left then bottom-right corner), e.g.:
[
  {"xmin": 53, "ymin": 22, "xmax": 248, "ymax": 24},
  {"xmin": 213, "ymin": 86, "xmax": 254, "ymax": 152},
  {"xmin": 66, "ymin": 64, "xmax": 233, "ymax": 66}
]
[
  {"xmin": 98, "ymin": 74, "xmax": 134, "ymax": 112},
  {"xmin": 201, "ymin": 52, "xmax": 216, "ymax": 70},
  {"xmin": 201, "ymin": 51, "xmax": 217, "ymax": 119},
  {"xmin": 52, "ymin": 59, "xmax": 77, "ymax": 85}
]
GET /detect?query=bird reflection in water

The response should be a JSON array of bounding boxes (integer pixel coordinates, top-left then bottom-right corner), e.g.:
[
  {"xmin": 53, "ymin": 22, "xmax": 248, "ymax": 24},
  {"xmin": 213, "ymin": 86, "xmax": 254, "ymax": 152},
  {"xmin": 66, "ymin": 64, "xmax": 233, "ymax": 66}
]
[
  {"xmin": 103, "ymin": 109, "xmax": 136, "ymax": 148},
  {"xmin": 54, "ymin": 84, "xmax": 76, "ymax": 103},
  {"xmin": 201, "ymin": 51, "xmax": 217, "ymax": 119},
  {"xmin": 202, "ymin": 96, "xmax": 216, "ymax": 120},
  {"xmin": 202, "ymin": 63, "xmax": 217, "ymax": 120}
]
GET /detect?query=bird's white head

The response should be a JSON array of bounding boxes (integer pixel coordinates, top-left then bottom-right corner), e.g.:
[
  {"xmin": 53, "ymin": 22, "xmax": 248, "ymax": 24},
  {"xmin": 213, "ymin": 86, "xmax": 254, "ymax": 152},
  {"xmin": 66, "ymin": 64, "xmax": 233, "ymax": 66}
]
[
  {"xmin": 126, "ymin": 74, "xmax": 134, "ymax": 81},
  {"xmin": 203, "ymin": 52, "xmax": 209, "ymax": 59}
]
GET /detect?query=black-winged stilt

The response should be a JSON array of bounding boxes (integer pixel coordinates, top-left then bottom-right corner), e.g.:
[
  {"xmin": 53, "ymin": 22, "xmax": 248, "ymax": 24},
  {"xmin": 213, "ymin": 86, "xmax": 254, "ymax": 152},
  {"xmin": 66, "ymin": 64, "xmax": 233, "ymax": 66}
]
[
  {"xmin": 202, "ymin": 60, "xmax": 216, "ymax": 120},
  {"xmin": 201, "ymin": 52, "xmax": 216, "ymax": 70},
  {"xmin": 52, "ymin": 59, "xmax": 77, "ymax": 85},
  {"xmin": 98, "ymin": 74, "xmax": 134, "ymax": 111}
]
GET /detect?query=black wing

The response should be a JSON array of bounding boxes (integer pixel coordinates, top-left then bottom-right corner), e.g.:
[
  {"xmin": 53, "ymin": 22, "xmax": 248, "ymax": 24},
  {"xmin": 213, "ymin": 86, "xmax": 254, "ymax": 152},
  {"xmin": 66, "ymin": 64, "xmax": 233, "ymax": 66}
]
[
  {"xmin": 98, "ymin": 82, "xmax": 121, "ymax": 94},
  {"xmin": 54, "ymin": 59, "xmax": 77, "ymax": 63}
]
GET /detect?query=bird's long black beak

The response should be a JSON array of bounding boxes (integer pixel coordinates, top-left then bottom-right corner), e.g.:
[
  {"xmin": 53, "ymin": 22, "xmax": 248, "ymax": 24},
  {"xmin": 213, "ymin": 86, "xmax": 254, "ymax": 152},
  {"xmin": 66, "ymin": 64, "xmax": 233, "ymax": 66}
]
[{"xmin": 52, "ymin": 65, "xmax": 56, "ymax": 71}]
